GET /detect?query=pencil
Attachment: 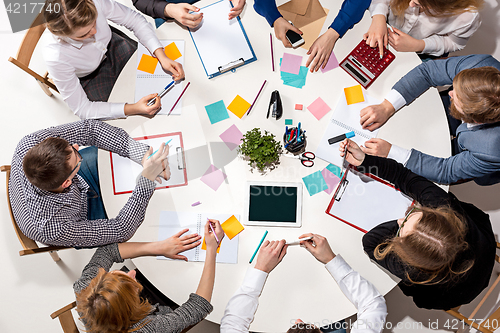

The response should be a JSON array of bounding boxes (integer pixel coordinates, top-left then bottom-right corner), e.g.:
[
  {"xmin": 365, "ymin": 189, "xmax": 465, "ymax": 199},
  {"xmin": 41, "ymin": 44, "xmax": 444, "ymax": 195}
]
[
  {"xmin": 249, "ymin": 230, "xmax": 268, "ymax": 264},
  {"xmin": 270, "ymin": 33, "xmax": 275, "ymax": 72},
  {"xmin": 168, "ymin": 82, "xmax": 191, "ymax": 115},
  {"xmin": 246, "ymin": 80, "xmax": 267, "ymax": 116}
]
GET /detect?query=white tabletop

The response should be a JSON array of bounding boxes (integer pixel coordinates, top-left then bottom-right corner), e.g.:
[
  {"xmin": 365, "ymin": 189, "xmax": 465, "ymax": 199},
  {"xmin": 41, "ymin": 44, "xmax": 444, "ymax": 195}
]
[{"xmin": 102, "ymin": 1, "xmax": 451, "ymax": 331}]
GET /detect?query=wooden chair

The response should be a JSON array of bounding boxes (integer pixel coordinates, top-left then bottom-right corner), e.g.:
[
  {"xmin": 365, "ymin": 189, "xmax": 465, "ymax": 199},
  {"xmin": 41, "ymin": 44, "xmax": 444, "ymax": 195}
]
[
  {"xmin": 1, "ymin": 165, "xmax": 69, "ymax": 261},
  {"xmin": 50, "ymin": 302, "xmax": 79, "ymax": 333},
  {"xmin": 445, "ymin": 242, "xmax": 500, "ymax": 333},
  {"xmin": 8, "ymin": 12, "xmax": 58, "ymax": 96}
]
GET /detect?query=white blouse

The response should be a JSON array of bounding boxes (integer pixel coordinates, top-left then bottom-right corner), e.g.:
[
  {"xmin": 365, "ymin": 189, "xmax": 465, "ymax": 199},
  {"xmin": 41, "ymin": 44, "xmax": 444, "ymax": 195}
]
[
  {"xmin": 370, "ymin": 0, "xmax": 481, "ymax": 56},
  {"xmin": 42, "ymin": 0, "xmax": 163, "ymax": 120}
]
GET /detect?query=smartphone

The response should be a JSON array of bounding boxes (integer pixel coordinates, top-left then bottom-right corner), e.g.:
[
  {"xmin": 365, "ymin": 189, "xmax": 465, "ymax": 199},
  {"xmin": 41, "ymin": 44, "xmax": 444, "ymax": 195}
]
[{"xmin": 286, "ymin": 29, "xmax": 305, "ymax": 48}]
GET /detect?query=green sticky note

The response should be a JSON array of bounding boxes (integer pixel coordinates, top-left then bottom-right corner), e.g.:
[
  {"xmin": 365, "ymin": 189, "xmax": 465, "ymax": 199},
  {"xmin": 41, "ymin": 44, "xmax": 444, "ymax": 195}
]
[
  {"xmin": 302, "ymin": 171, "xmax": 328, "ymax": 196},
  {"xmin": 285, "ymin": 119, "xmax": 293, "ymax": 125},
  {"xmin": 205, "ymin": 100, "xmax": 229, "ymax": 124},
  {"xmin": 326, "ymin": 164, "xmax": 342, "ymax": 178}
]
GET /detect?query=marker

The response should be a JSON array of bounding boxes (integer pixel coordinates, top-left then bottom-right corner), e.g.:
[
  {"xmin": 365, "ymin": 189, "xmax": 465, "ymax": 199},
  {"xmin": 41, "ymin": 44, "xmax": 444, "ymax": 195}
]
[
  {"xmin": 328, "ymin": 131, "xmax": 355, "ymax": 145},
  {"xmin": 249, "ymin": 230, "xmax": 268, "ymax": 264},
  {"xmin": 286, "ymin": 236, "xmax": 313, "ymax": 246},
  {"xmin": 147, "ymin": 80, "xmax": 175, "ymax": 106},
  {"xmin": 147, "ymin": 139, "xmax": 172, "ymax": 159},
  {"xmin": 208, "ymin": 219, "xmax": 220, "ymax": 244},
  {"xmin": 297, "ymin": 122, "xmax": 301, "ymax": 142}
]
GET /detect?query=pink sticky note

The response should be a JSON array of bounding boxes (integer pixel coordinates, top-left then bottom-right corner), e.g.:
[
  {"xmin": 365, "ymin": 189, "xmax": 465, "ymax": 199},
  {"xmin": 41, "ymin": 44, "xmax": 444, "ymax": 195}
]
[
  {"xmin": 322, "ymin": 168, "xmax": 341, "ymax": 195},
  {"xmin": 321, "ymin": 51, "xmax": 339, "ymax": 73},
  {"xmin": 307, "ymin": 97, "xmax": 331, "ymax": 120},
  {"xmin": 201, "ymin": 165, "xmax": 227, "ymax": 191},
  {"xmin": 220, "ymin": 124, "xmax": 244, "ymax": 151},
  {"xmin": 281, "ymin": 53, "xmax": 302, "ymax": 75}
]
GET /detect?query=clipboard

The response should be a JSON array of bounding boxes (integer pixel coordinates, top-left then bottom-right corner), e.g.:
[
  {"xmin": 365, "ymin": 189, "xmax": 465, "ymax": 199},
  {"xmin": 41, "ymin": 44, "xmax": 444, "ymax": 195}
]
[
  {"xmin": 188, "ymin": 0, "xmax": 257, "ymax": 79},
  {"xmin": 110, "ymin": 132, "xmax": 187, "ymax": 195},
  {"xmin": 326, "ymin": 165, "xmax": 414, "ymax": 233}
]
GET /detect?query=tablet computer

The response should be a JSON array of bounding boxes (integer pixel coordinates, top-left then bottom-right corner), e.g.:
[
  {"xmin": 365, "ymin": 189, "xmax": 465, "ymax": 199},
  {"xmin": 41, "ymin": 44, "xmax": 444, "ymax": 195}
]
[{"xmin": 244, "ymin": 181, "xmax": 302, "ymax": 227}]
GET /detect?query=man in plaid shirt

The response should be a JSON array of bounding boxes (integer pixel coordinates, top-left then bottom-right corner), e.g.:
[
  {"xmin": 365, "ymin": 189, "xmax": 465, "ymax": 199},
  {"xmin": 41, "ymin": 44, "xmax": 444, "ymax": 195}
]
[{"xmin": 9, "ymin": 120, "xmax": 170, "ymax": 247}]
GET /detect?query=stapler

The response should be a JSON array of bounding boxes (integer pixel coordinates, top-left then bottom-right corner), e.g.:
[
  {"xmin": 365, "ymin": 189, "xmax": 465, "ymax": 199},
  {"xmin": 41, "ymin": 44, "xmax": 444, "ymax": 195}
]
[{"xmin": 267, "ymin": 90, "xmax": 282, "ymax": 120}]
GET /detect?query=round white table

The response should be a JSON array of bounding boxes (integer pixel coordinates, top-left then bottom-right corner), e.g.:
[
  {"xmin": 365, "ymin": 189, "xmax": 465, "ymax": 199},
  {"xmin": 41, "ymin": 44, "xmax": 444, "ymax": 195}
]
[{"xmin": 102, "ymin": 1, "xmax": 451, "ymax": 331}]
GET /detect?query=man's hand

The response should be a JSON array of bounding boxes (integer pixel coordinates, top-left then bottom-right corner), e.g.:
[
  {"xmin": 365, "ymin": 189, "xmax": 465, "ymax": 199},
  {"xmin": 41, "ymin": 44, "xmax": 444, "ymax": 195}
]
[
  {"xmin": 204, "ymin": 219, "xmax": 225, "ymax": 251},
  {"xmin": 125, "ymin": 93, "xmax": 161, "ymax": 118},
  {"xmin": 306, "ymin": 28, "xmax": 339, "ymax": 72},
  {"xmin": 363, "ymin": 14, "xmax": 388, "ymax": 58},
  {"xmin": 273, "ymin": 17, "xmax": 302, "ymax": 48},
  {"xmin": 164, "ymin": 3, "xmax": 203, "ymax": 29},
  {"xmin": 229, "ymin": 0, "xmax": 245, "ymax": 19},
  {"xmin": 300, "ymin": 233, "xmax": 336, "ymax": 264},
  {"xmin": 361, "ymin": 138, "xmax": 392, "ymax": 158},
  {"xmin": 141, "ymin": 144, "xmax": 170, "ymax": 182},
  {"xmin": 254, "ymin": 240, "xmax": 287, "ymax": 273},
  {"xmin": 156, "ymin": 228, "xmax": 201, "ymax": 261},
  {"xmin": 339, "ymin": 139, "xmax": 365, "ymax": 166},
  {"xmin": 388, "ymin": 27, "xmax": 425, "ymax": 52},
  {"xmin": 360, "ymin": 99, "xmax": 396, "ymax": 131}
]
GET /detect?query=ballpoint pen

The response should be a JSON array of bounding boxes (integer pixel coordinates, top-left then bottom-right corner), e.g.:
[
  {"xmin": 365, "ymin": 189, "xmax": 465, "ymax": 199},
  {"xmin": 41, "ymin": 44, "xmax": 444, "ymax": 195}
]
[
  {"xmin": 208, "ymin": 218, "xmax": 220, "ymax": 244},
  {"xmin": 147, "ymin": 80, "xmax": 175, "ymax": 106},
  {"xmin": 147, "ymin": 139, "xmax": 172, "ymax": 159}
]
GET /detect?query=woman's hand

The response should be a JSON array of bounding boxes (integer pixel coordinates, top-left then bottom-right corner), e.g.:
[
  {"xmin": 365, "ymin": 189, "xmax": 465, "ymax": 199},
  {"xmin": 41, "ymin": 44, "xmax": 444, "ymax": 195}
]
[
  {"xmin": 339, "ymin": 139, "xmax": 365, "ymax": 166},
  {"xmin": 388, "ymin": 27, "xmax": 425, "ymax": 52},
  {"xmin": 154, "ymin": 48, "xmax": 185, "ymax": 81},
  {"xmin": 229, "ymin": 0, "xmax": 245, "ymax": 19},
  {"xmin": 125, "ymin": 93, "xmax": 161, "ymax": 118},
  {"xmin": 156, "ymin": 229, "xmax": 202, "ymax": 261},
  {"xmin": 363, "ymin": 14, "xmax": 388, "ymax": 58},
  {"xmin": 204, "ymin": 219, "xmax": 225, "ymax": 252},
  {"xmin": 164, "ymin": 3, "xmax": 203, "ymax": 28},
  {"xmin": 273, "ymin": 17, "xmax": 302, "ymax": 48},
  {"xmin": 141, "ymin": 144, "xmax": 170, "ymax": 183},
  {"xmin": 306, "ymin": 28, "xmax": 339, "ymax": 72}
]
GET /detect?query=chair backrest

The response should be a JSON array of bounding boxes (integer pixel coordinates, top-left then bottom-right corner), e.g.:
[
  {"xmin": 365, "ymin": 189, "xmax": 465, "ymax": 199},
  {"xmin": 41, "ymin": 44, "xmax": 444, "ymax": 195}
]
[
  {"xmin": 8, "ymin": 12, "xmax": 58, "ymax": 93},
  {"xmin": 50, "ymin": 301, "xmax": 79, "ymax": 333},
  {"xmin": 1, "ymin": 165, "xmax": 68, "ymax": 260}
]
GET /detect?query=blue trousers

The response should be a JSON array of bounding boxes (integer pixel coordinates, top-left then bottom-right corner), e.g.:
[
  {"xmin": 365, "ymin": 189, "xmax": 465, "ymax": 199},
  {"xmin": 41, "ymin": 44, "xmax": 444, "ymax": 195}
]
[{"xmin": 77, "ymin": 146, "xmax": 108, "ymax": 220}]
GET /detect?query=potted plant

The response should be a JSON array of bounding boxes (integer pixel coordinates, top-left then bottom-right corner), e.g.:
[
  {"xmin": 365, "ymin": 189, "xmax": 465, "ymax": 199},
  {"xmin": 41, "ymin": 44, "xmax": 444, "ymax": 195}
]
[{"xmin": 238, "ymin": 128, "xmax": 282, "ymax": 173}]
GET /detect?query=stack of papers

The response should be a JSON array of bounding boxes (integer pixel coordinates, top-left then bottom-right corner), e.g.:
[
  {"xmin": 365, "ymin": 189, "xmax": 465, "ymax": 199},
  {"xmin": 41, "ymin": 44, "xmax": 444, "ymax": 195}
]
[{"xmin": 280, "ymin": 57, "xmax": 308, "ymax": 88}]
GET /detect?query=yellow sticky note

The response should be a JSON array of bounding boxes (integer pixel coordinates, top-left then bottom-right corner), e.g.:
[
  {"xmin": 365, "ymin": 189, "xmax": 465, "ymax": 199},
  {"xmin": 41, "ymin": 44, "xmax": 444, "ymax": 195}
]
[
  {"xmin": 164, "ymin": 42, "xmax": 182, "ymax": 61},
  {"xmin": 201, "ymin": 237, "xmax": 221, "ymax": 253},
  {"xmin": 344, "ymin": 85, "xmax": 365, "ymax": 105},
  {"xmin": 227, "ymin": 95, "xmax": 251, "ymax": 119},
  {"xmin": 137, "ymin": 54, "xmax": 158, "ymax": 74},
  {"xmin": 221, "ymin": 215, "xmax": 244, "ymax": 240}
]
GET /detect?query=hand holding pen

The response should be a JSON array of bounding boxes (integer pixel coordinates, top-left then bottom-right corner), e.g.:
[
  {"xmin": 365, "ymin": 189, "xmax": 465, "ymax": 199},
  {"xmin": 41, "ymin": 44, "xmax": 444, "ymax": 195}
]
[
  {"xmin": 339, "ymin": 139, "xmax": 365, "ymax": 167},
  {"xmin": 254, "ymin": 239, "xmax": 288, "ymax": 273},
  {"xmin": 205, "ymin": 219, "xmax": 224, "ymax": 250}
]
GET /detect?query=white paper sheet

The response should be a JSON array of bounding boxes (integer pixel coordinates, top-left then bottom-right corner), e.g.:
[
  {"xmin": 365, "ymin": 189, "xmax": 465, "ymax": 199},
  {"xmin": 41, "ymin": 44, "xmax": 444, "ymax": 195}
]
[
  {"xmin": 316, "ymin": 93, "xmax": 381, "ymax": 167},
  {"xmin": 157, "ymin": 211, "xmax": 239, "ymax": 264},
  {"xmin": 135, "ymin": 40, "xmax": 185, "ymax": 115}
]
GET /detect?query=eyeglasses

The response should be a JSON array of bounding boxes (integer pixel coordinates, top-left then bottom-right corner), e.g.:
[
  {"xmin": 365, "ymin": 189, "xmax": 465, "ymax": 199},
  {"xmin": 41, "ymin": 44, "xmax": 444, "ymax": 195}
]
[
  {"xmin": 396, "ymin": 206, "xmax": 418, "ymax": 237},
  {"xmin": 67, "ymin": 146, "xmax": 83, "ymax": 179}
]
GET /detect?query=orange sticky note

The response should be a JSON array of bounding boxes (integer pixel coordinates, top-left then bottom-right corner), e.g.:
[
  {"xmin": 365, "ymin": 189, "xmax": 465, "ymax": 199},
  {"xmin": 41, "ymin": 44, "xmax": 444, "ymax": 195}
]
[
  {"xmin": 227, "ymin": 95, "xmax": 251, "ymax": 119},
  {"xmin": 164, "ymin": 42, "xmax": 182, "ymax": 61},
  {"xmin": 344, "ymin": 85, "xmax": 365, "ymax": 105},
  {"xmin": 137, "ymin": 54, "xmax": 158, "ymax": 74},
  {"xmin": 201, "ymin": 237, "xmax": 221, "ymax": 253},
  {"xmin": 221, "ymin": 215, "xmax": 244, "ymax": 240}
]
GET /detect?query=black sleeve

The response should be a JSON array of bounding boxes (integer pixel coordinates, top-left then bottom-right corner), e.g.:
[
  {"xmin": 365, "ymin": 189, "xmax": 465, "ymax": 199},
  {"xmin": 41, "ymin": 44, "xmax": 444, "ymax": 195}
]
[
  {"xmin": 132, "ymin": 0, "xmax": 168, "ymax": 20},
  {"xmin": 358, "ymin": 155, "xmax": 452, "ymax": 208}
]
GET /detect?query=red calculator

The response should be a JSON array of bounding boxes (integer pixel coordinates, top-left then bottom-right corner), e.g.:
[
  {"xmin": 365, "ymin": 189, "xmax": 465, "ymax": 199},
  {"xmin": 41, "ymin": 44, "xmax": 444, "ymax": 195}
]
[{"xmin": 340, "ymin": 40, "xmax": 395, "ymax": 89}]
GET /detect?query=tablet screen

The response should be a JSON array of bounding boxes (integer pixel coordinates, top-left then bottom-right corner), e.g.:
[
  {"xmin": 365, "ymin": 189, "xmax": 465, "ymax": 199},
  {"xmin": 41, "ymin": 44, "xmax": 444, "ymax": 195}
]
[{"xmin": 249, "ymin": 185, "xmax": 298, "ymax": 222}]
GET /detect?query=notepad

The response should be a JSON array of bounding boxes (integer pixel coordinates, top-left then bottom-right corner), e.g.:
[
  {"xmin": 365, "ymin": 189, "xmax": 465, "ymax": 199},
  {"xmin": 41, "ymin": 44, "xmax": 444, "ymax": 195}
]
[
  {"xmin": 302, "ymin": 170, "xmax": 328, "ymax": 196},
  {"xmin": 344, "ymin": 85, "xmax": 365, "ymax": 105},
  {"xmin": 158, "ymin": 211, "xmax": 239, "ymax": 263},
  {"xmin": 227, "ymin": 95, "xmax": 251, "ymax": 118},
  {"xmin": 200, "ymin": 164, "xmax": 227, "ymax": 191},
  {"xmin": 219, "ymin": 124, "xmax": 243, "ymax": 151},
  {"xmin": 307, "ymin": 97, "xmax": 331, "ymax": 120},
  {"xmin": 205, "ymin": 100, "xmax": 229, "ymax": 124}
]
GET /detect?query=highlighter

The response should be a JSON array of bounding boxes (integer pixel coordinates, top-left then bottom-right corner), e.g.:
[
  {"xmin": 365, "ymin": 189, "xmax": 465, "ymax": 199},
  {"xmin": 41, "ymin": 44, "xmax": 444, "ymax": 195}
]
[{"xmin": 328, "ymin": 131, "xmax": 355, "ymax": 145}]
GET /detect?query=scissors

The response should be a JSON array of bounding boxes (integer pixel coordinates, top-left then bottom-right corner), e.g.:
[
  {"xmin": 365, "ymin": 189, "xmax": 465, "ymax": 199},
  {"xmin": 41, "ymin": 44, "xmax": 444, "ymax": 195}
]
[{"xmin": 283, "ymin": 151, "xmax": 315, "ymax": 167}]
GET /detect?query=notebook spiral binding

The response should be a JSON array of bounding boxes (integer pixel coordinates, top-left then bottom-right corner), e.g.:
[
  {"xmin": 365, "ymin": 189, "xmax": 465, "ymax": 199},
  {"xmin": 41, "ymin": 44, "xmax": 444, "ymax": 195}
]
[{"xmin": 331, "ymin": 119, "xmax": 371, "ymax": 140}]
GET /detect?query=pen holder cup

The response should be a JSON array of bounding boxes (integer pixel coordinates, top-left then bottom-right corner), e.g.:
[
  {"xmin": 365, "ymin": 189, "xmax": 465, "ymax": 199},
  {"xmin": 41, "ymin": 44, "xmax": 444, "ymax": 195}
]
[{"xmin": 283, "ymin": 128, "xmax": 306, "ymax": 155}]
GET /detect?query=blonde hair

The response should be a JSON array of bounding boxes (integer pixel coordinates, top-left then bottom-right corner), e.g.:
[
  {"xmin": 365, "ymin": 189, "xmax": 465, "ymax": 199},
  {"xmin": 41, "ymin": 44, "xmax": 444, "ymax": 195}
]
[
  {"xmin": 43, "ymin": 0, "xmax": 97, "ymax": 36},
  {"xmin": 390, "ymin": 0, "xmax": 483, "ymax": 17},
  {"xmin": 76, "ymin": 268, "xmax": 153, "ymax": 333},
  {"xmin": 375, "ymin": 205, "xmax": 473, "ymax": 285},
  {"xmin": 451, "ymin": 67, "xmax": 500, "ymax": 124}
]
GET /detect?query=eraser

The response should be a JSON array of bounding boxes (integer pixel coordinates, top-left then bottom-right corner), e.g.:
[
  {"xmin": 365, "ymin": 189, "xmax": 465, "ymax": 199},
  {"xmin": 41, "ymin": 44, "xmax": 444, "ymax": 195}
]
[
  {"xmin": 295, "ymin": 104, "xmax": 303, "ymax": 110},
  {"xmin": 191, "ymin": 201, "xmax": 201, "ymax": 206},
  {"xmin": 346, "ymin": 131, "xmax": 355, "ymax": 139}
]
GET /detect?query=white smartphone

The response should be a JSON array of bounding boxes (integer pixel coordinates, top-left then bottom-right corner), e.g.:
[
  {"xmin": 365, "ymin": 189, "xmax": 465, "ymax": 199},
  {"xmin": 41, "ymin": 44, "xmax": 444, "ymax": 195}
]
[{"xmin": 286, "ymin": 22, "xmax": 305, "ymax": 48}]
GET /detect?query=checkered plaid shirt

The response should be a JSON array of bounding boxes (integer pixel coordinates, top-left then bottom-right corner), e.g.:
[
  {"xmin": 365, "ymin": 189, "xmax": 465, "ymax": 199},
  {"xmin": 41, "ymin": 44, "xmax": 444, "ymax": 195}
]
[{"xmin": 9, "ymin": 120, "xmax": 154, "ymax": 247}]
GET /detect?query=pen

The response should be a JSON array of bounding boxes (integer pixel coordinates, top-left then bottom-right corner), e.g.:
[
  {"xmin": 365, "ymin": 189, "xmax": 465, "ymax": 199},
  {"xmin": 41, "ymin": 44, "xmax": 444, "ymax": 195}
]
[
  {"xmin": 286, "ymin": 236, "xmax": 313, "ymax": 246},
  {"xmin": 328, "ymin": 131, "xmax": 355, "ymax": 145},
  {"xmin": 341, "ymin": 140, "xmax": 348, "ymax": 176},
  {"xmin": 247, "ymin": 80, "xmax": 267, "ymax": 116},
  {"xmin": 208, "ymin": 219, "xmax": 220, "ymax": 244},
  {"xmin": 147, "ymin": 139, "xmax": 173, "ymax": 160},
  {"xmin": 249, "ymin": 230, "xmax": 268, "ymax": 264},
  {"xmin": 297, "ymin": 122, "xmax": 301, "ymax": 143},
  {"xmin": 270, "ymin": 33, "xmax": 275, "ymax": 72},
  {"xmin": 168, "ymin": 81, "xmax": 191, "ymax": 115},
  {"xmin": 147, "ymin": 80, "xmax": 175, "ymax": 106}
]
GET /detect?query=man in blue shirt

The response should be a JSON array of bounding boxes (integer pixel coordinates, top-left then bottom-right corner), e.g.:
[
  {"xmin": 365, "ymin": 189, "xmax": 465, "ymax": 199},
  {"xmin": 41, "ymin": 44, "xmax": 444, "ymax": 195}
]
[{"xmin": 254, "ymin": 0, "xmax": 371, "ymax": 72}]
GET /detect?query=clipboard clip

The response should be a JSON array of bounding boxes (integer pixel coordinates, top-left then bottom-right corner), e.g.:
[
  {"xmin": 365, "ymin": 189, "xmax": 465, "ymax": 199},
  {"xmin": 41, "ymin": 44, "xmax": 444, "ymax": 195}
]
[
  {"xmin": 218, "ymin": 58, "xmax": 244, "ymax": 74},
  {"xmin": 334, "ymin": 168, "xmax": 350, "ymax": 201},
  {"xmin": 176, "ymin": 147, "xmax": 186, "ymax": 170}
]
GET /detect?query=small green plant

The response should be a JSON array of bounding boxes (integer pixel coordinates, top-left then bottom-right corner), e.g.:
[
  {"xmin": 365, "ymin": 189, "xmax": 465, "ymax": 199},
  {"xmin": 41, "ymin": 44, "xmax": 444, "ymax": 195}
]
[{"xmin": 238, "ymin": 128, "xmax": 282, "ymax": 172}]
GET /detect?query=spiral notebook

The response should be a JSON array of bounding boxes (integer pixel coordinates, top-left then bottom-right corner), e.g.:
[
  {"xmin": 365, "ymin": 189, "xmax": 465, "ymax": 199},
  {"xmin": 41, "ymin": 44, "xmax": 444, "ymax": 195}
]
[
  {"xmin": 316, "ymin": 93, "xmax": 381, "ymax": 168},
  {"xmin": 157, "ymin": 211, "xmax": 239, "ymax": 263}
]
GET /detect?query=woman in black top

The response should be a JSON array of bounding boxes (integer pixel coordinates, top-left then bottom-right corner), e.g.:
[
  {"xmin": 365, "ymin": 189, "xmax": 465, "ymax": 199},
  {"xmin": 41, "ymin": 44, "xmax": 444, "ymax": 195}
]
[{"xmin": 340, "ymin": 139, "xmax": 496, "ymax": 310}]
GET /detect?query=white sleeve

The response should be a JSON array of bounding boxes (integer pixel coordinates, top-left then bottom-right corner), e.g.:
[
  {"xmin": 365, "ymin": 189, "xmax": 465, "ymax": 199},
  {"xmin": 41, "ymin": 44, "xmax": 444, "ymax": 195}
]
[
  {"xmin": 326, "ymin": 255, "xmax": 387, "ymax": 333},
  {"xmin": 100, "ymin": 0, "xmax": 163, "ymax": 55},
  {"xmin": 369, "ymin": 0, "xmax": 390, "ymax": 17},
  {"xmin": 44, "ymin": 58, "xmax": 126, "ymax": 120},
  {"xmin": 220, "ymin": 268, "xmax": 268, "ymax": 333},
  {"xmin": 385, "ymin": 89, "xmax": 406, "ymax": 111},
  {"xmin": 387, "ymin": 144, "xmax": 411, "ymax": 165}
]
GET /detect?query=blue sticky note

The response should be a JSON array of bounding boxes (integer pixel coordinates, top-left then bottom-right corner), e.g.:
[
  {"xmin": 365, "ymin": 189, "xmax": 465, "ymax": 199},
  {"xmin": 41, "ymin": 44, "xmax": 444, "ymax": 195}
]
[
  {"xmin": 205, "ymin": 100, "xmax": 229, "ymax": 124},
  {"xmin": 285, "ymin": 119, "xmax": 293, "ymax": 125},
  {"xmin": 326, "ymin": 164, "xmax": 342, "ymax": 178},
  {"xmin": 280, "ymin": 61, "xmax": 308, "ymax": 88},
  {"xmin": 302, "ymin": 171, "xmax": 328, "ymax": 196}
]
